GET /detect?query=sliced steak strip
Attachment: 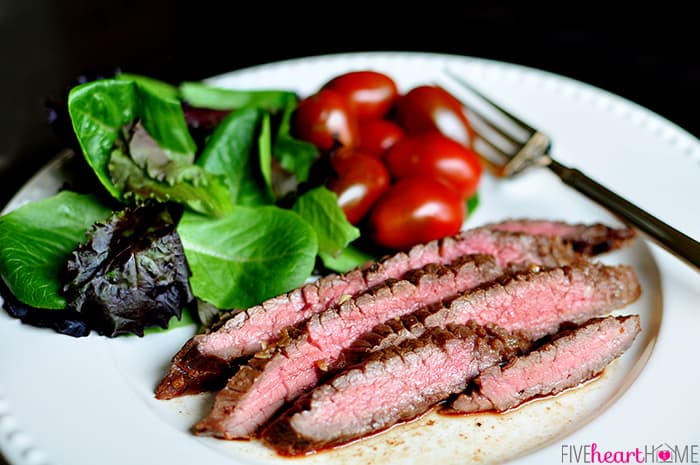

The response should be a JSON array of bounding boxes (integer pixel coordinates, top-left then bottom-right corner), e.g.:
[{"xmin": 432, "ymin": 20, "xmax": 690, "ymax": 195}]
[
  {"xmin": 450, "ymin": 315, "xmax": 641, "ymax": 413},
  {"xmin": 260, "ymin": 323, "xmax": 531, "ymax": 456},
  {"xmin": 345, "ymin": 259, "xmax": 641, "ymax": 364},
  {"xmin": 345, "ymin": 316, "xmax": 528, "ymax": 366},
  {"xmin": 156, "ymin": 228, "xmax": 576, "ymax": 399},
  {"xmin": 194, "ymin": 259, "xmax": 640, "ymax": 440},
  {"xmin": 422, "ymin": 259, "xmax": 640, "ymax": 340},
  {"xmin": 193, "ymin": 254, "xmax": 504, "ymax": 439},
  {"xmin": 485, "ymin": 218, "xmax": 636, "ymax": 255}
]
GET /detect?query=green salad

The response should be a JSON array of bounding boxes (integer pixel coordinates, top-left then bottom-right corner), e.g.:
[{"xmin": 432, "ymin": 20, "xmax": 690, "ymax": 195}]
[{"xmin": 0, "ymin": 73, "xmax": 363, "ymax": 337}]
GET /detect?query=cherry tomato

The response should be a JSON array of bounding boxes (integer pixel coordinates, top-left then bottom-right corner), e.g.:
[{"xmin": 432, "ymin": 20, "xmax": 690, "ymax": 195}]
[
  {"xmin": 368, "ymin": 176, "xmax": 466, "ymax": 250},
  {"xmin": 385, "ymin": 131, "xmax": 482, "ymax": 199},
  {"xmin": 293, "ymin": 89, "xmax": 358, "ymax": 152},
  {"xmin": 322, "ymin": 70, "xmax": 399, "ymax": 120},
  {"xmin": 394, "ymin": 85, "xmax": 475, "ymax": 147},
  {"xmin": 357, "ymin": 119, "xmax": 405, "ymax": 157},
  {"xmin": 327, "ymin": 149, "xmax": 390, "ymax": 225}
]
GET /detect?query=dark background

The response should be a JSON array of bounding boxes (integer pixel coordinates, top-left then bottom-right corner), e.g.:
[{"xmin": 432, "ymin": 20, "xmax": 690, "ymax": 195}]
[
  {"xmin": 1, "ymin": 3, "xmax": 699, "ymax": 212},
  {"xmin": 0, "ymin": 3, "xmax": 698, "ymax": 463}
]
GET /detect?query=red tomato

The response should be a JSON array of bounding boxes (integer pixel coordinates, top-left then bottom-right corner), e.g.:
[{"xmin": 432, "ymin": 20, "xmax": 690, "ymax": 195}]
[
  {"xmin": 357, "ymin": 119, "xmax": 405, "ymax": 157},
  {"xmin": 327, "ymin": 149, "xmax": 390, "ymax": 225},
  {"xmin": 368, "ymin": 176, "xmax": 466, "ymax": 250},
  {"xmin": 293, "ymin": 89, "xmax": 358, "ymax": 152},
  {"xmin": 394, "ymin": 85, "xmax": 475, "ymax": 147},
  {"xmin": 385, "ymin": 131, "xmax": 482, "ymax": 199},
  {"xmin": 322, "ymin": 70, "xmax": 399, "ymax": 120}
]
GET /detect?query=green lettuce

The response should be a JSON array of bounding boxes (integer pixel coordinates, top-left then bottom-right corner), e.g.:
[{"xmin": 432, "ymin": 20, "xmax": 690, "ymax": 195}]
[
  {"xmin": 196, "ymin": 107, "xmax": 273, "ymax": 206},
  {"xmin": 177, "ymin": 206, "xmax": 318, "ymax": 309},
  {"xmin": 0, "ymin": 191, "xmax": 111, "ymax": 309}
]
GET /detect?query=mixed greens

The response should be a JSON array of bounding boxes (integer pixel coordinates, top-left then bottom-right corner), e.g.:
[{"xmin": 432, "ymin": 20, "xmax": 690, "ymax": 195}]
[
  {"xmin": 0, "ymin": 74, "xmax": 363, "ymax": 337},
  {"xmin": 61, "ymin": 203, "xmax": 192, "ymax": 337}
]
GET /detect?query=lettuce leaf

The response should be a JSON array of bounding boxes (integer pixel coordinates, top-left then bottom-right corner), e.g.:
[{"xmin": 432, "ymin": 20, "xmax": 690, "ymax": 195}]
[
  {"xmin": 0, "ymin": 191, "xmax": 112, "ymax": 309},
  {"xmin": 68, "ymin": 76, "xmax": 198, "ymax": 189},
  {"xmin": 258, "ymin": 111, "xmax": 274, "ymax": 199},
  {"xmin": 196, "ymin": 106, "xmax": 273, "ymax": 206},
  {"xmin": 68, "ymin": 78, "xmax": 231, "ymax": 215},
  {"xmin": 180, "ymin": 81, "xmax": 318, "ymax": 184},
  {"xmin": 177, "ymin": 206, "xmax": 317, "ymax": 309},
  {"xmin": 61, "ymin": 203, "xmax": 193, "ymax": 337},
  {"xmin": 134, "ymin": 80, "xmax": 198, "ymax": 177},
  {"xmin": 318, "ymin": 242, "xmax": 376, "ymax": 273},
  {"xmin": 272, "ymin": 96, "xmax": 318, "ymax": 183},
  {"xmin": 179, "ymin": 81, "xmax": 296, "ymax": 111},
  {"xmin": 108, "ymin": 148, "xmax": 233, "ymax": 217},
  {"xmin": 116, "ymin": 72, "xmax": 180, "ymax": 100},
  {"xmin": 68, "ymin": 79, "xmax": 138, "ymax": 198},
  {"xmin": 291, "ymin": 186, "xmax": 360, "ymax": 258}
]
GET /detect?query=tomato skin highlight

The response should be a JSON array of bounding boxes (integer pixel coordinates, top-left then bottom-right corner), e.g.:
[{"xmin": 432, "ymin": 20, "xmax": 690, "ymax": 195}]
[
  {"xmin": 385, "ymin": 131, "xmax": 482, "ymax": 199},
  {"xmin": 293, "ymin": 89, "xmax": 358, "ymax": 152},
  {"xmin": 327, "ymin": 149, "xmax": 391, "ymax": 225},
  {"xmin": 357, "ymin": 119, "xmax": 405, "ymax": 157},
  {"xmin": 322, "ymin": 71, "xmax": 399, "ymax": 120},
  {"xmin": 368, "ymin": 177, "xmax": 466, "ymax": 250},
  {"xmin": 394, "ymin": 85, "xmax": 474, "ymax": 147}
]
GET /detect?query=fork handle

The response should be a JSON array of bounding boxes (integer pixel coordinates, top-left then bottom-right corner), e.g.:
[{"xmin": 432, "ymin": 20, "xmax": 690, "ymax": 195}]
[{"xmin": 548, "ymin": 159, "xmax": 700, "ymax": 271}]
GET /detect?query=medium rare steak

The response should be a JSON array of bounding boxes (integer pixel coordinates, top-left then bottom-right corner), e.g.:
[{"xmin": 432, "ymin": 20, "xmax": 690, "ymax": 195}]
[
  {"xmin": 346, "ymin": 259, "xmax": 641, "ymax": 363},
  {"xmin": 345, "ymin": 315, "xmax": 528, "ymax": 366},
  {"xmin": 260, "ymin": 323, "xmax": 531, "ymax": 456},
  {"xmin": 194, "ymin": 260, "xmax": 640, "ymax": 439},
  {"xmin": 193, "ymin": 254, "xmax": 504, "ymax": 438},
  {"xmin": 414, "ymin": 259, "xmax": 640, "ymax": 341},
  {"xmin": 450, "ymin": 315, "xmax": 641, "ymax": 413},
  {"xmin": 156, "ymin": 227, "xmax": 582, "ymax": 399},
  {"xmin": 485, "ymin": 219, "xmax": 636, "ymax": 255}
]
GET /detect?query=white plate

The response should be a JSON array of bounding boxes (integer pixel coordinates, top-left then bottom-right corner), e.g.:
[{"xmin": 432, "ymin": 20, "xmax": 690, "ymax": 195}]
[{"xmin": 1, "ymin": 52, "xmax": 699, "ymax": 465}]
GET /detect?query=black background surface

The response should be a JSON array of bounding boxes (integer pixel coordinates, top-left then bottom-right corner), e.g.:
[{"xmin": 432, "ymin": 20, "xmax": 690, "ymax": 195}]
[
  {"xmin": 0, "ymin": 3, "xmax": 698, "ymax": 464},
  {"xmin": 1, "ymin": 3, "xmax": 699, "ymax": 210}
]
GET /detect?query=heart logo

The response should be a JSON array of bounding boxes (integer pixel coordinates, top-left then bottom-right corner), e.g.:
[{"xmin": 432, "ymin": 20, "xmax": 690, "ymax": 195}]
[{"xmin": 658, "ymin": 450, "xmax": 671, "ymax": 461}]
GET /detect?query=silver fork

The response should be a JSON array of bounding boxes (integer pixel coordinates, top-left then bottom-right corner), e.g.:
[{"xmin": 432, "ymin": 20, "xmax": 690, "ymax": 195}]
[{"xmin": 442, "ymin": 67, "xmax": 700, "ymax": 271}]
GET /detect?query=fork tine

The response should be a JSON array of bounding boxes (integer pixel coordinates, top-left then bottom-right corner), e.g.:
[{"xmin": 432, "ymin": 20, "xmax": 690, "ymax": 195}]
[
  {"xmin": 470, "ymin": 133, "xmax": 515, "ymax": 177},
  {"xmin": 443, "ymin": 67, "xmax": 536, "ymax": 134},
  {"xmin": 464, "ymin": 105, "xmax": 525, "ymax": 148}
]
